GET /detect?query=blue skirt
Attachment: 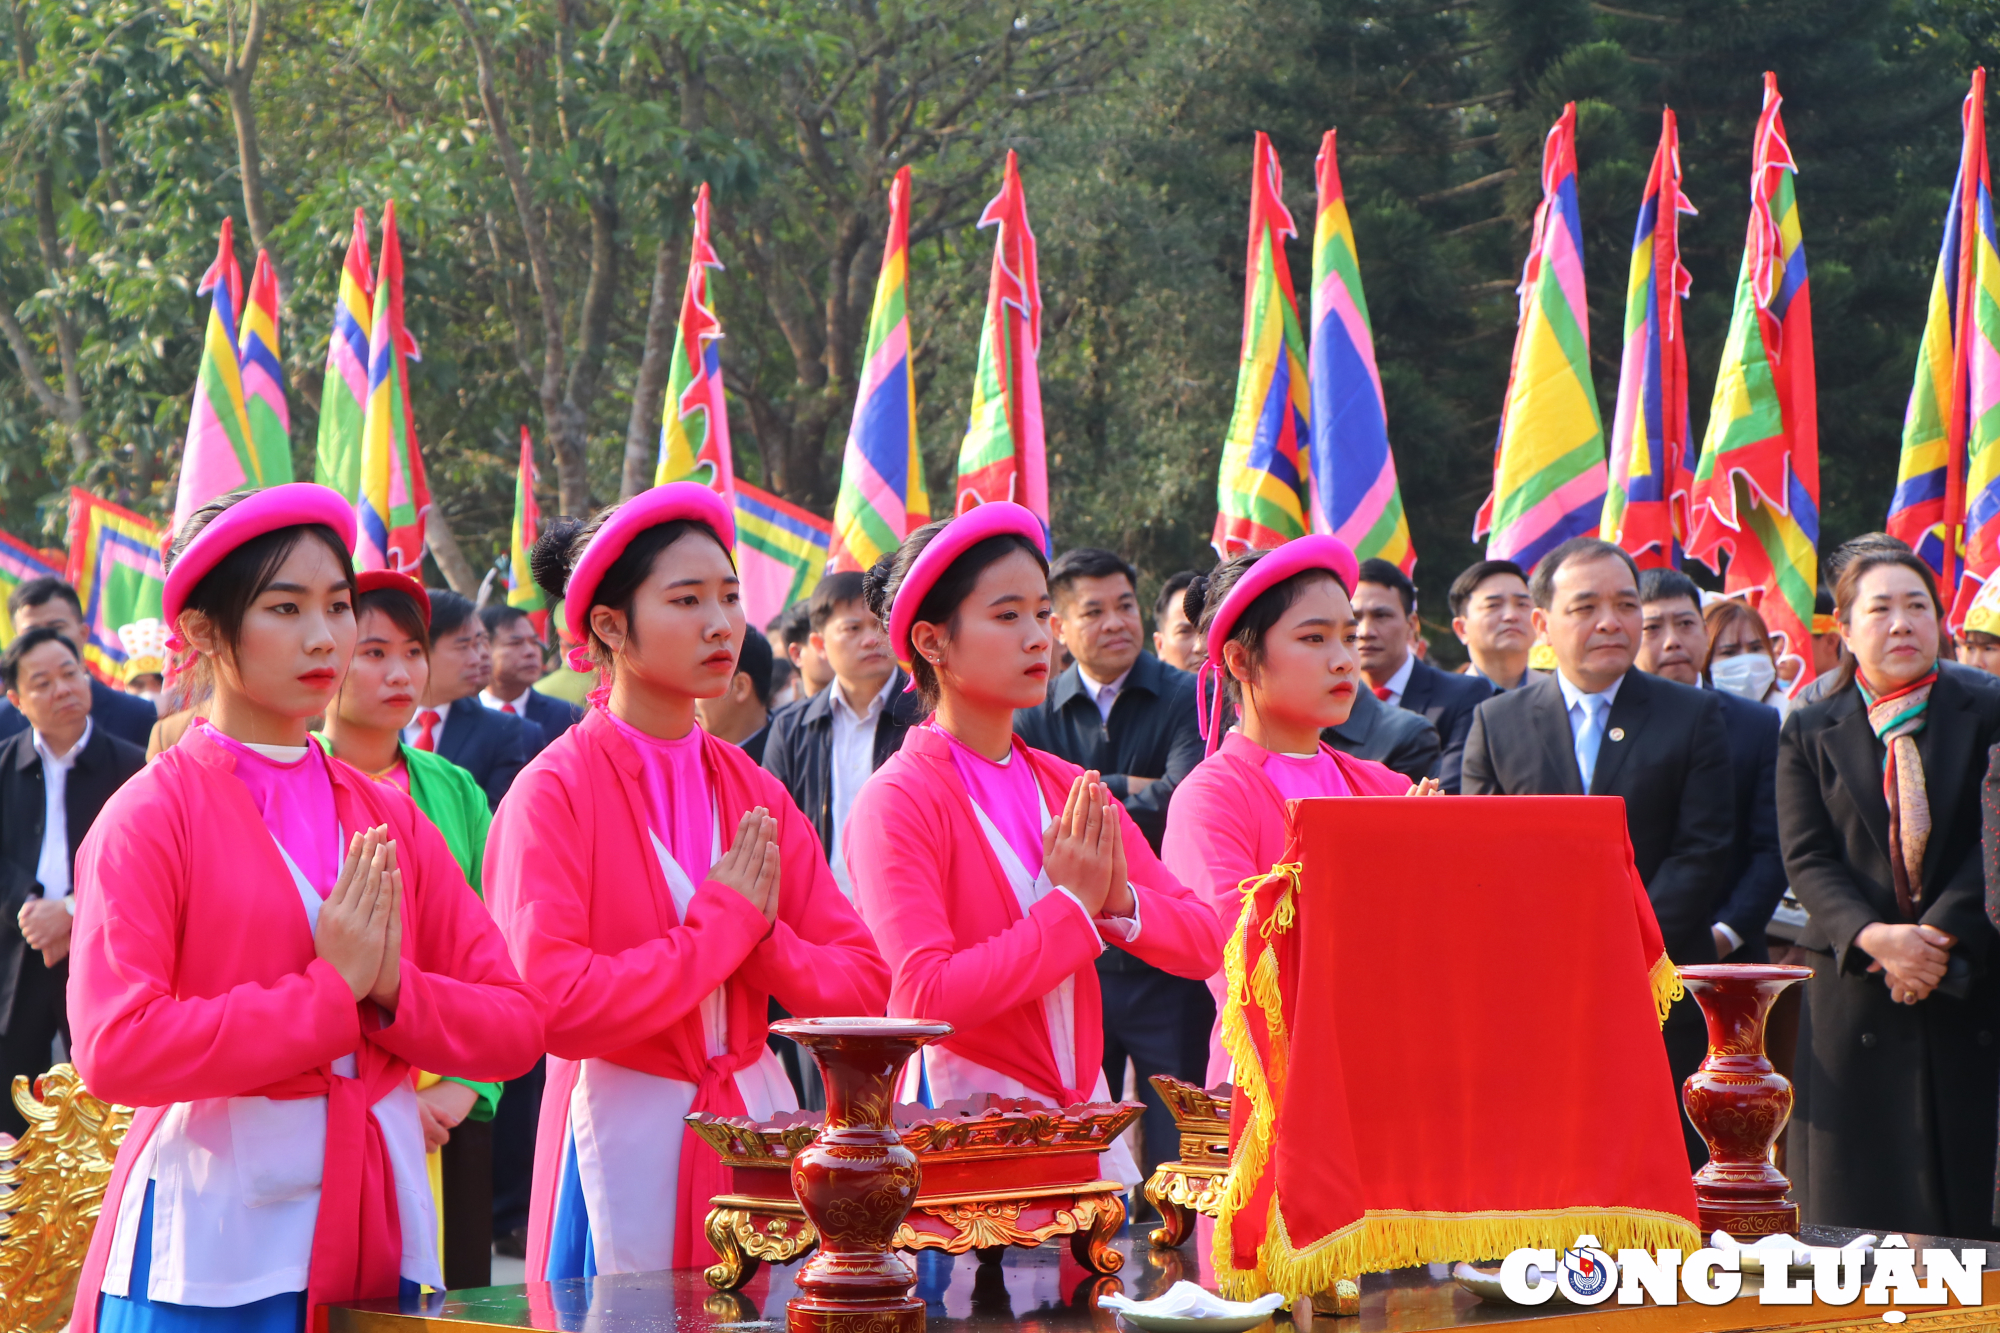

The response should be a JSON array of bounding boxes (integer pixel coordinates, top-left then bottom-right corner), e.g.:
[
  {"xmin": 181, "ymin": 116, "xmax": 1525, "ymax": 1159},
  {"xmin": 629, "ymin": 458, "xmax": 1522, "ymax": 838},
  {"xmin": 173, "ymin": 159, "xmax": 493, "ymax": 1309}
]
[
  {"xmin": 544, "ymin": 1129, "xmax": 598, "ymax": 1281},
  {"xmin": 97, "ymin": 1182, "xmax": 420, "ymax": 1332}
]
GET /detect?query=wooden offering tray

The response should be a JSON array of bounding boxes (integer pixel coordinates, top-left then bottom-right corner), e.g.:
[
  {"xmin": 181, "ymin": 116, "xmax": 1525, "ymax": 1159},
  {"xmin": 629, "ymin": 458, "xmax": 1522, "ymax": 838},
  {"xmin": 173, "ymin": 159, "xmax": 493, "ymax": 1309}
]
[
  {"xmin": 687, "ymin": 1094, "xmax": 1141, "ymax": 1291},
  {"xmin": 1141, "ymin": 1076, "xmax": 1233, "ymax": 1248}
]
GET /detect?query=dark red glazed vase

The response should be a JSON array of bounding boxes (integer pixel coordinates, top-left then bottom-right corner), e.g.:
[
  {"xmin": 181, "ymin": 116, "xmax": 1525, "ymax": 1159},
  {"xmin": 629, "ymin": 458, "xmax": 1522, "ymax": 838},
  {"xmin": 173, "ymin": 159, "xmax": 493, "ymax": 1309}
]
[
  {"xmin": 770, "ymin": 1017, "xmax": 953, "ymax": 1333},
  {"xmin": 1677, "ymin": 964, "xmax": 1812, "ymax": 1237}
]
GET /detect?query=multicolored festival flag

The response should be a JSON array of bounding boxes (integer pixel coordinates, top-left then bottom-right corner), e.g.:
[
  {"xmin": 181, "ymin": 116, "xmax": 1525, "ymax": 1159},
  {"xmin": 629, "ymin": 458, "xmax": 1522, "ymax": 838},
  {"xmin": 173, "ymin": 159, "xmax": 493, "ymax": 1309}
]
[
  {"xmin": 655, "ymin": 183, "xmax": 735, "ymax": 501},
  {"xmin": 508, "ymin": 425, "xmax": 548, "ymax": 640},
  {"xmin": 1603, "ymin": 109, "xmax": 1696, "ymax": 570},
  {"xmin": 171, "ymin": 219, "xmax": 257, "ymax": 538},
  {"xmin": 0, "ymin": 529, "xmax": 60, "ymax": 648},
  {"xmin": 1687, "ymin": 73, "xmax": 1819, "ymax": 692},
  {"xmin": 830, "ymin": 167, "xmax": 930, "ymax": 573},
  {"xmin": 315, "ymin": 208, "xmax": 375, "ymax": 502},
  {"xmin": 1475, "ymin": 104, "xmax": 1607, "ymax": 568},
  {"xmin": 65, "ymin": 488, "xmax": 166, "ymax": 683},
  {"xmin": 1307, "ymin": 130, "xmax": 1412, "ymax": 573},
  {"xmin": 354, "ymin": 201, "xmax": 431, "ymax": 574},
  {"xmin": 955, "ymin": 150, "xmax": 1049, "ymax": 533},
  {"xmin": 238, "ymin": 248, "xmax": 292, "ymax": 491},
  {"xmin": 1214, "ymin": 132, "xmax": 1310, "ymax": 555},
  {"xmin": 733, "ymin": 479, "xmax": 832, "ymax": 632},
  {"xmin": 1889, "ymin": 68, "xmax": 2000, "ymax": 628}
]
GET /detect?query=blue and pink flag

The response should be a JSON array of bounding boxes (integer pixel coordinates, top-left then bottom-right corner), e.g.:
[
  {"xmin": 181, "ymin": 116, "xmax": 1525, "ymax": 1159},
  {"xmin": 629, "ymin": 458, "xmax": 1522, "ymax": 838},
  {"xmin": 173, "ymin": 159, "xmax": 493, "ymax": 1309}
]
[
  {"xmin": 354, "ymin": 201, "xmax": 430, "ymax": 575},
  {"xmin": 170, "ymin": 219, "xmax": 256, "ymax": 538},
  {"xmin": 1476, "ymin": 104, "xmax": 1607, "ymax": 568},
  {"xmin": 831, "ymin": 166, "xmax": 930, "ymax": 572},
  {"xmin": 508, "ymin": 426, "xmax": 548, "ymax": 640},
  {"xmin": 314, "ymin": 209, "xmax": 374, "ymax": 501},
  {"xmin": 1214, "ymin": 131, "xmax": 1310, "ymax": 554},
  {"xmin": 655, "ymin": 183, "xmax": 735, "ymax": 501},
  {"xmin": 955, "ymin": 151, "xmax": 1048, "ymax": 532},
  {"xmin": 0, "ymin": 529, "xmax": 60, "ymax": 648},
  {"xmin": 1307, "ymin": 129, "xmax": 1412, "ymax": 572},
  {"xmin": 66, "ymin": 488, "xmax": 166, "ymax": 683},
  {"xmin": 237, "ymin": 248, "xmax": 292, "ymax": 491},
  {"xmin": 734, "ymin": 479, "xmax": 833, "ymax": 632},
  {"xmin": 1603, "ymin": 110, "xmax": 1696, "ymax": 571}
]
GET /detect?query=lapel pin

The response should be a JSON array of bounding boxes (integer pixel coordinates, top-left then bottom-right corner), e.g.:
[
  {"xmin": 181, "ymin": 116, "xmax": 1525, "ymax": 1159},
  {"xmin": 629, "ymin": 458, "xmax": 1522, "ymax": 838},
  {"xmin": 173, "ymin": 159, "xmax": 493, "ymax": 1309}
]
[{"xmin": 1608, "ymin": 727, "xmax": 1626, "ymax": 742}]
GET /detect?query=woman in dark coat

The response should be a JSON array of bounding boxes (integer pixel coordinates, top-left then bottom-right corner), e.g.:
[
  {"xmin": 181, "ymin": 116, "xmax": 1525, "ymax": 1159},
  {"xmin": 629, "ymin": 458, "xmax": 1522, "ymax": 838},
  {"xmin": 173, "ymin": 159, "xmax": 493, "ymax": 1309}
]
[{"xmin": 1778, "ymin": 547, "xmax": 2000, "ymax": 1239}]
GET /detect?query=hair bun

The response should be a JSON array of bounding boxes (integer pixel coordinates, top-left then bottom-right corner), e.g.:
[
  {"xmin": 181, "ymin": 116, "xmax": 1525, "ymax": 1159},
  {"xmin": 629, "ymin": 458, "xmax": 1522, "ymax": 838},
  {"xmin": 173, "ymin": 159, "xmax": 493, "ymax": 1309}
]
[
  {"xmin": 1182, "ymin": 573, "xmax": 1211, "ymax": 627},
  {"xmin": 862, "ymin": 552, "xmax": 897, "ymax": 624},
  {"xmin": 530, "ymin": 516, "xmax": 587, "ymax": 604}
]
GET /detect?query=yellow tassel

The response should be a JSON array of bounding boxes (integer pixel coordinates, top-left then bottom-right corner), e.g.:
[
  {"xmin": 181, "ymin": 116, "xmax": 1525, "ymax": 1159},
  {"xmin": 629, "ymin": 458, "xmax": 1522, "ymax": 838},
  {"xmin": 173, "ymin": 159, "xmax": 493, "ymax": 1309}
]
[
  {"xmin": 1650, "ymin": 953, "xmax": 1684, "ymax": 1028},
  {"xmin": 1211, "ymin": 895, "xmax": 1290, "ymax": 1296}
]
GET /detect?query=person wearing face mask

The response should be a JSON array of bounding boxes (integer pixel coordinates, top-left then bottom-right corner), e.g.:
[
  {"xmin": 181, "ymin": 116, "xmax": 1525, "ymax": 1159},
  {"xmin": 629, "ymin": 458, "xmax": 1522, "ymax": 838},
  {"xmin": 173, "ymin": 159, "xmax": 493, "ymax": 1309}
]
[
  {"xmin": 1635, "ymin": 570, "xmax": 1784, "ymax": 964},
  {"xmin": 1778, "ymin": 547, "xmax": 2000, "ymax": 1238},
  {"xmin": 1703, "ymin": 598, "xmax": 1791, "ymax": 716}
]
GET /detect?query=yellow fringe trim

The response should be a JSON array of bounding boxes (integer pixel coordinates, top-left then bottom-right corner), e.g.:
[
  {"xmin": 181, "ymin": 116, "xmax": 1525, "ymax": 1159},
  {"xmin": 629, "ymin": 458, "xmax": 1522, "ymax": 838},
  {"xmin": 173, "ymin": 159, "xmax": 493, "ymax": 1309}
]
[{"xmin": 1650, "ymin": 952, "xmax": 1684, "ymax": 1028}]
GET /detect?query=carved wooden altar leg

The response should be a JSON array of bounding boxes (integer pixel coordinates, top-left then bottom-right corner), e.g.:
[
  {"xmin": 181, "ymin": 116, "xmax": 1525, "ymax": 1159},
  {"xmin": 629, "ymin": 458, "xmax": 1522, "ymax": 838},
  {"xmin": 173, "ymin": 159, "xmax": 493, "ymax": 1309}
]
[
  {"xmin": 1142, "ymin": 1170, "xmax": 1193, "ymax": 1249},
  {"xmin": 705, "ymin": 1207, "xmax": 761, "ymax": 1290},
  {"xmin": 1068, "ymin": 1195, "xmax": 1126, "ymax": 1275}
]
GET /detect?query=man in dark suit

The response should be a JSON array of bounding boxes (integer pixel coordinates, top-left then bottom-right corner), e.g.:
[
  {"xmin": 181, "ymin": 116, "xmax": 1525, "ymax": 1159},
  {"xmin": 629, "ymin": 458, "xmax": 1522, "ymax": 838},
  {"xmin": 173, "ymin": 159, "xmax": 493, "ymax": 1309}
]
[
  {"xmin": 698, "ymin": 626, "xmax": 776, "ymax": 765},
  {"xmin": 1462, "ymin": 538, "xmax": 1733, "ymax": 1167},
  {"xmin": 1322, "ymin": 684, "xmax": 1439, "ymax": 783},
  {"xmin": 1635, "ymin": 569, "xmax": 1786, "ymax": 962},
  {"xmin": 0, "ymin": 577, "xmax": 156, "ymax": 750},
  {"xmin": 480, "ymin": 604, "xmax": 584, "ymax": 758},
  {"xmin": 0, "ymin": 627, "xmax": 144, "ymax": 1135},
  {"xmin": 408, "ymin": 590, "xmax": 540, "ymax": 810},
  {"xmin": 1012, "ymin": 548, "xmax": 1210, "ymax": 1203},
  {"xmin": 1352, "ymin": 558, "xmax": 1493, "ymax": 792}
]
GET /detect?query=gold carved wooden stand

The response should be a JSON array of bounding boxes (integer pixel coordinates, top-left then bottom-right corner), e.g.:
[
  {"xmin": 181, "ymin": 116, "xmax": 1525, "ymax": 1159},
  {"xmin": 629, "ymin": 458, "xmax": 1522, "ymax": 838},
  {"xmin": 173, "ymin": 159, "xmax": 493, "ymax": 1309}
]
[
  {"xmin": 1140, "ymin": 1077, "xmax": 1231, "ymax": 1249},
  {"xmin": 0, "ymin": 1064, "xmax": 132, "ymax": 1332},
  {"xmin": 691, "ymin": 1095, "xmax": 1141, "ymax": 1291}
]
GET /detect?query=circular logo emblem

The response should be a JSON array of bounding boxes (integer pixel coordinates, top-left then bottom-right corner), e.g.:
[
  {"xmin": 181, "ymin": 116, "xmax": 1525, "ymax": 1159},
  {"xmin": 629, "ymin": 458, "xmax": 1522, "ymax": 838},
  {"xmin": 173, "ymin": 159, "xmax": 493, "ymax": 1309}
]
[{"xmin": 1557, "ymin": 1239, "xmax": 1617, "ymax": 1304}]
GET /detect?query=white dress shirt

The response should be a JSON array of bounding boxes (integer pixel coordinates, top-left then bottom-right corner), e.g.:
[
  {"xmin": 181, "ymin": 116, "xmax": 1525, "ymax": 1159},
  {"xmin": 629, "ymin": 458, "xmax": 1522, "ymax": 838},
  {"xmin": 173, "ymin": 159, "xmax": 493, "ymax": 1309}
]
[
  {"xmin": 400, "ymin": 698, "xmax": 453, "ymax": 750},
  {"xmin": 480, "ymin": 687, "xmax": 534, "ymax": 716},
  {"xmin": 1077, "ymin": 665, "xmax": 1133, "ymax": 724},
  {"xmin": 32, "ymin": 719, "xmax": 91, "ymax": 900},
  {"xmin": 1375, "ymin": 652, "xmax": 1416, "ymax": 706},
  {"xmin": 828, "ymin": 677, "xmax": 893, "ymax": 899}
]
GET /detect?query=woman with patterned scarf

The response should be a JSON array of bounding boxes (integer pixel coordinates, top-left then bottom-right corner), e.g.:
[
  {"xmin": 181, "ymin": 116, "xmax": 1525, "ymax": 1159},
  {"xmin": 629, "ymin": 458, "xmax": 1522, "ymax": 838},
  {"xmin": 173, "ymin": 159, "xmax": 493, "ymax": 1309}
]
[{"xmin": 1779, "ymin": 546, "xmax": 2000, "ymax": 1240}]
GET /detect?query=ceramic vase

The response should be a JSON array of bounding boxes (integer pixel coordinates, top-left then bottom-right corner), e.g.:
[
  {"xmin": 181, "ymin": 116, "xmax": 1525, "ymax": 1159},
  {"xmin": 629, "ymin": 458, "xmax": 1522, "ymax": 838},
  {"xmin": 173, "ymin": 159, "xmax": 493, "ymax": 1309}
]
[
  {"xmin": 770, "ymin": 1017, "xmax": 952, "ymax": 1333},
  {"xmin": 1677, "ymin": 963, "xmax": 1812, "ymax": 1237}
]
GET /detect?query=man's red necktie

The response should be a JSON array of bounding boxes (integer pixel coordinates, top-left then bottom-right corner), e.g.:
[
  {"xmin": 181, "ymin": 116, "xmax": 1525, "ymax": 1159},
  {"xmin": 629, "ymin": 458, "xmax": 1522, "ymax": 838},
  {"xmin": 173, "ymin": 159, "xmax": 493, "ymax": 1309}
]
[
  {"xmin": 415, "ymin": 709, "xmax": 441, "ymax": 752},
  {"xmin": 501, "ymin": 702, "xmax": 517, "ymax": 715},
  {"xmin": 1373, "ymin": 685, "xmax": 1394, "ymax": 702}
]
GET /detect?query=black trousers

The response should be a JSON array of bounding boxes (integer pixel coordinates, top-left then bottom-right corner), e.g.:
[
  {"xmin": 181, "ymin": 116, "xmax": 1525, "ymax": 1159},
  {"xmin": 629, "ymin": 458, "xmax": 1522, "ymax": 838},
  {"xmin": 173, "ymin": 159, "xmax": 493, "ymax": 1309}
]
[
  {"xmin": 441, "ymin": 1119, "xmax": 495, "ymax": 1289},
  {"xmin": 0, "ymin": 953, "xmax": 67, "ymax": 1140},
  {"xmin": 1663, "ymin": 994, "xmax": 1711, "ymax": 1172},
  {"xmin": 491, "ymin": 1057, "xmax": 544, "ymax": 1238},
  {"xmin": 1098, "ymin": 960, "xmax": 1215, "ymax": 1184}
]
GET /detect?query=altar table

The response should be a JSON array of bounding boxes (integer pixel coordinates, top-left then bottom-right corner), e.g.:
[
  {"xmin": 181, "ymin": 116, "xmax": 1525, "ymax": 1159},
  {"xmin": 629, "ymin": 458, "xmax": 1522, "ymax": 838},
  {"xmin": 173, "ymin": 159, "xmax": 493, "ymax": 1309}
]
[{"xmin": 330, "ymin": 1229, "xmax": 1997, "ymax": 1333}]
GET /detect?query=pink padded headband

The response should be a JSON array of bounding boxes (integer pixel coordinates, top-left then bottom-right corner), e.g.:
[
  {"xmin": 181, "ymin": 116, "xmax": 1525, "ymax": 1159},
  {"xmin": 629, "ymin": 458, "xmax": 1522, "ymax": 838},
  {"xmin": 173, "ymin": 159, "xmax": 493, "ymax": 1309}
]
[
  {"xmin": 563, "ymin": 482, "xmax": 736, "ymax": 664},
  {"xmin": 1196, "ymin": 534, "xmax": 1359, "ymax": 756},
  {"xmin": 355, "ymin": 569, "xmax": 432, "ymax": 627},
  {"xmin": 888, "ymin": 501, "xmax": 1046, "ymax": 673},
  {"xmin": 163, "ymin": 483, "xmax": 357, "ymax": 629}
]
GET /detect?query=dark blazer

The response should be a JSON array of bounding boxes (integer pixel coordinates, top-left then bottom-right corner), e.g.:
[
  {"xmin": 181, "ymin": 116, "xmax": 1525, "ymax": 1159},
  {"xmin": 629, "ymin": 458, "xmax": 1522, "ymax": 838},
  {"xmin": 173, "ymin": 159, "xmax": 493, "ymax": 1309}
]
[
  {"xmin": 763, "ymin": 669, "xmax": 922, "ymax": 854},
  {"xmin": 1395, "ymin": 655, "xmax": 1494, "ymax": 793},
  {"xmin": 1461, "ymin": 667, "xmax": 1735, "ymax": 964},
  {"xmin": 739, "ymin": 723, "xmax": 770, "ymax": 767},
  {"xmin": 1013, "ymin": 654, "xmax": 1203, "ymax": 851},
  {"xmin": 436, "ymin": 697, "xmax": 541, "ymax": 811},
  {"xmin": 514, "ymin": 689, "xmax": 583, "ymax": 759},
  {"xmin": 1323, "ymin": 685, "xmax": 1439, "ymax": 784},
  {"xmin": 1709, "ymin": 688, "xmax": 1786, "ymax": 961},
  {"xmin": 0, "ymin": 724, "xmax": 144, "ymax": 1027},
  {"xmin": 0, "ymin": 678, "xmax": 155, "ymax": 751}
]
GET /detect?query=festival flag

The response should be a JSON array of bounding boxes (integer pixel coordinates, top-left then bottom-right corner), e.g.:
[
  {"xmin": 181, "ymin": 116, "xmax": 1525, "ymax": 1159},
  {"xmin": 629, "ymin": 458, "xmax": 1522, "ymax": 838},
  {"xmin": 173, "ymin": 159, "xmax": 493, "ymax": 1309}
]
[
  {"xmin": 354, "ymin": 201, "xmax": 431, "ymax": 574},
  {"xmin": 65, "ymin": 488, "xmax": 166, "ymax": 683},
  {"xmin": 315, "ymin": 208, "xmax": 375, "ymax": 502},
  {"xmin": 508, "ymin": 425, "xmax": 548, "ymax": 640},
  {"xmin": 830, "ymin": 167, "xmax": 930, "ymax": 573},
  {"xmin": 655, "ymin": 183, "xmax": 735, "ymax": 501},
  {"xmin": 238, "ymin": 248, "xmax": 293, "ymax": 490},
  {"xmin": 733, "ymin": 479, "xmax": 833, "ymax": 633},
  {"xmin": 1686, "ymin": 73, "xmax": 1819, "ymax": 693},
  {"xmin": 1306, "ymin": 130, "xmax": 1412, "ymax": 573},
  {"xmin": 170, "ymin": 219, "xmax": 257, "ymax": 538},
  {"xmin": 1214, "ymin": 132, "xmax": 1310, "ymax": 555},
  {"xmin": 0, "ymin": 529, "xmax": 60, "ymax": 648},
  {"xmin": 1603, "ymin": 109, "xmax": 1697, "ymax": 570},
  {"xmin": 955, "ymin": 150, "xmax": 1049, "ymax": 533},
  {"xmin": 1890, "ymin": 70, "xmax": 2000, "ymax": 627},
  {"xmin": 1475, "ymin": 104, "xmax": 1607, "ymax": 568}
]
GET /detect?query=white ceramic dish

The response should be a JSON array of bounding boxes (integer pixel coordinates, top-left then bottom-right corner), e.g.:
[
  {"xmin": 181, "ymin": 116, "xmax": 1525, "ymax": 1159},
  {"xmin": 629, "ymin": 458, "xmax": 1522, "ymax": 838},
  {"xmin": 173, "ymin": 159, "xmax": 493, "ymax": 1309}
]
[{"xmin": 1100, "ymin": 1282, "xmax": 1287, "ymax": 1333}]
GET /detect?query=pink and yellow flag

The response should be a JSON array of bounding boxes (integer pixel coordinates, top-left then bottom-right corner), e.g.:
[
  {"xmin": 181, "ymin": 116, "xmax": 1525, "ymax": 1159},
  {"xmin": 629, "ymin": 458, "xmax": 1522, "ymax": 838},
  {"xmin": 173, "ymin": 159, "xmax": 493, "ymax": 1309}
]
[
  {"xmin": 314, "ymin": 208, "xmax": 374, "ymax": 502},
  {"xmin": 171, "ymin": 219, "xmax": 256, "ymax": 538},
  {"xmin": 66, "ymin": 489, "xmax": 166, "ymax": 684},
  {"xmin": 955, "ymin": 150, "xmax": 1048, "ymax": 532},
  {"xmin": 0, "ymin": 530, "xmax": 60, "ymax": 648},
  {"xmin": 1215, "ymin": 132, "xmax": 1309, "ymax": 555},
  {"xmin": 655, "ymin": 183, "xmax": 735, "ymax": 501},
  {"xmin": 1603, "ymin": 110, "xmax": 1696, "ymax": 570},
  {"xmin": 831, "ymin": 167, "xmax": 929, "ymax": 572},
  {"xmin": 1686, "ymin": 73, "xmax": 1819, "ymax": 693},
  {"xmin": 508, "ymin": 425, "xmax": 548, "ymax": 640},
  {"xmin": 237, "ymin": 248, "xmax": 292, "ymax": 490},
  {"xmin": 1476, "ymin": 105, "xmax": 1607, "ymax": 568},
  {"xmin": 1307, "ymin": 129, "xmax": 1412, "ymax": 572},
  {"xmin": 354, "ymin": 201, "xmax": 430, "ymax": 575}
]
